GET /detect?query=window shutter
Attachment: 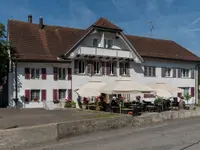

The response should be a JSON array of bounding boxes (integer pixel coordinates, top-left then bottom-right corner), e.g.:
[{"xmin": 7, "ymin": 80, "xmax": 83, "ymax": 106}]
[
  {"xmin": 41, "ymin": 89, "xmax": 46, "ymax": 101},
  {"xmin": 191, "ymin": 87, "xmax": 194, "ymax": 97},
  {"xmin": 161, "ymin": 67, "xmax": 165, "ymax": 77},
  {"xmin": 68, "ymin": 68, "xmax": 72, "ymax": 80},
  {"xmin": 53, "ymin": 67, "xmax": 58, "ymax": 80},
  {"xmin": 119, "ymin": 63, "xmax": 123, "ymax": 75},
  {"xmin": 177, "ymin": 92, "xmax": 182, "ymax": 98},
  {"xmin": 101, "ymin": 61, "xmax": 105, "ymax": 75},
  {"xmin": 126, "ymin": 62, "xmax": 130, "ymax": 76},
  {"xmin": 53, "ymin": 89, "xmax": 57, "ymax": 100},
  {"xmin": 25, "ymin": 68, "xmax": 30, "ymax": 79},
  {"xmin": 172, "ymin": 68, "xmax": 176, "ymax": 78},
  {"xmin": 25, "ymin": 90, "xmax": 30, "ymax": 101},
  {"xmin": 74, "ymin": 60, "xmax": 79, "ymax": 74},
  {"xmin": 106, "ymin": 62, "xmax": 110, "ymax": 75},
  {"xmin": 68, "ymin": 89, "xmax": 72, "ymax": 100},
  {"xmin": 178, "ymin": 69, "xmax": 181, "ymax": 78},
  {"xmin": 191, "ymin": 69, "xmax": 194, "ymax": 79},
  {"xmin": 41, "ymin": 68, "xmax": 46, "ymax": 80}
]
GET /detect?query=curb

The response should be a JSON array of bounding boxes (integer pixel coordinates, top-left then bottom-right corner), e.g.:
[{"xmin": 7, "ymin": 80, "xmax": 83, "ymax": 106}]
[{"xmin": 0, "ymin": 110, "xmax": 200, "ymax": 148}]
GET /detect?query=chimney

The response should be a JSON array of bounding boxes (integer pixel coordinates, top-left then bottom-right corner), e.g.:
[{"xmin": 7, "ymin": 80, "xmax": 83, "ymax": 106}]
[
  {"xmin": 28, "ymin": 14, "xmax": 32, "ymax": 23},
  {"xmin": 39, "ymin": 16, "xmax": 43, "ymax": 29}
]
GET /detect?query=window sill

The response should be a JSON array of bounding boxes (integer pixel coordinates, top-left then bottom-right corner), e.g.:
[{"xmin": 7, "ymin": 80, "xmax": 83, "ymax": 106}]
[
  {"xmin": 163, "ymin": 76, "xmax": 173, "ymax": 78},
  {"xmin": 144, "ymin": 76, "xmax": 156, "ymax": 77},
  {"xmin": 120, "ymin": 75, "xmax": 130, "ymax": 77},
  {"xmin": 180, "ymin": 77, "xmax": 192, "ymax": 79}
]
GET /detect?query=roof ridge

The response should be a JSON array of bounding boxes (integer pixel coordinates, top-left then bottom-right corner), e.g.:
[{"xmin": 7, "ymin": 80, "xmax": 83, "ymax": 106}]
[{"xmin": 8, "ymin": 19, "xmax": 85, "ymax": 31}]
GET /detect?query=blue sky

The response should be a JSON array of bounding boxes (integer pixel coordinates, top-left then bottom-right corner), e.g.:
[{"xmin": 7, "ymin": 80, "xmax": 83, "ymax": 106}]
[{"xmin": 1, "ymin": 0, "xmax": 200, "ymax": 56}]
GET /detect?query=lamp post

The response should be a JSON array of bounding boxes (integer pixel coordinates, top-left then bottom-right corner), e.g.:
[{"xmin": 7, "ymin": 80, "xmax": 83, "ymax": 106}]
[{"xmin": 195, "ymin": 64, "xmax": 200, "ymax": 106}]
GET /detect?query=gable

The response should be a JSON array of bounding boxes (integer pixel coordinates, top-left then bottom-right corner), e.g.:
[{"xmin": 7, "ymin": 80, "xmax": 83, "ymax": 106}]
[{"xmin": 70, "ymin": 30, "xmax": 143, "ymax": 63}]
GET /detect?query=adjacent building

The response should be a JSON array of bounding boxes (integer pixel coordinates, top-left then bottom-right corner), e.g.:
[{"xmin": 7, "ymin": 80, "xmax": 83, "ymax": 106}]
[{"xmin": 7, "ymin": 15, "xmax": 200, "ymax": 108}]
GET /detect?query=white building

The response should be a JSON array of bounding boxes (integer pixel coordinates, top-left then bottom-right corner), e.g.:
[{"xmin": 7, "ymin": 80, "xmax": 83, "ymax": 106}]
[{"xmin": 7, "ymin": 16, "xmax": 200, "ymax": 108}]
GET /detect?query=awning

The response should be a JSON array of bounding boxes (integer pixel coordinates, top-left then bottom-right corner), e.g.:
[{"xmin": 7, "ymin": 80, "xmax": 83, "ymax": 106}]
[
  {"xmin": 148, "ymin": 83, "xmax": 183, "ymax": 93},
  {"xmin": 75, "ymin": 81, "xmax": 106, "ymax": 97},
  {"xmin": 75, "ymin": 81, "xmax": 106, "ymax": 91},
  {"xmin": 101, "ymin": 79, "xmax": 155, "ymax": 94},
  {"xmin": 76, "ymin": 88, "xmax": 101, "ymax": 97},
  {"xmin": 154, "ymin": 89, "xmax": 172, "ymax": 98}
]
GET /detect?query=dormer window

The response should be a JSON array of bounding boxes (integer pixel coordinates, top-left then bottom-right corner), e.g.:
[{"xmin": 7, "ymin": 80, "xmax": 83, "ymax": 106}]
[
  {"xmin": 104, "ymin": 39, "xmax": 113, "ymax": 48},
  {"xmin": 93, "ymin": 38, "xmax": 98, "ymax": 47}
]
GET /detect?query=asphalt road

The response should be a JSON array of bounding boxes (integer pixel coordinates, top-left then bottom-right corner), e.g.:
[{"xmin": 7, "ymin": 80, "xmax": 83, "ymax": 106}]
[{"xmin": 11, "ymin": 117, "xmax": 200, "ymax": 150}]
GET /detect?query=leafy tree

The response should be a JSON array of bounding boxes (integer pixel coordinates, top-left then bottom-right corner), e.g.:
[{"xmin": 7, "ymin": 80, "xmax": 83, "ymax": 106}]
[{"xmin": 0, "ymin": 23, "xmax": 11, "ymax": 85}]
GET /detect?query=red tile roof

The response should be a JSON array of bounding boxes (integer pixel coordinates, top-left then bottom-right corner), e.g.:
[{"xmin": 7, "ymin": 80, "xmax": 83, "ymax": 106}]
[{"xmin": 8, "ymin": 17, "xmax": 200, "ymax": 62}]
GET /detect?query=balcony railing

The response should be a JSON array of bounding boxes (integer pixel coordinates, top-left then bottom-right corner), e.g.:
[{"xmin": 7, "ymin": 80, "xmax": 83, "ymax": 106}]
[{"xmin": 77, "ymin": 46, "xmax": 132, "ymax": 58}]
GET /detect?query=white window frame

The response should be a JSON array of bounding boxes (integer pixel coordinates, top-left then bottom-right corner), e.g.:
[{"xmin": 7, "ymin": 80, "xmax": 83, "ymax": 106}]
[
  {"xmin": 94, "ymin": 60, "xmax": 100, "ymax": 75},
  {"xmin": 58, "ymin": 68, "xmax": 66, "ymax": 80},
  {"xmin": 31, "ymin": 68, "xmax": 40, "ymax": 79},
  {"xmin": 104, "ymin": 39, "xmax": 113, "ymax": 49},
  {"xmin": 181, "ymin": 69, "xmax": 190, "ymax": 78},
  {"xmin": 78, "ymin": 60, "xmax": 85, "ymax": 74},
  {"xmin": 121, "ymin": 62, "xmax": 129, "ymax": 75},
  {"xmin": 144, "ymin": 66, "xmax": 156, "ymax": 77},
  {"xmin": 31, "ymin": 90, "xmax": 40, "ymax": 101},
  {"xmin": 165, "ymin": 68, "xmax": 172, "ymax": 77},
  {"xmin": 58, "ymin": 89, "xmax": 66, "ymax": 100},
  {"xmin": 92, "ymin": 38, "xmax": 98, "ymax": 47}
]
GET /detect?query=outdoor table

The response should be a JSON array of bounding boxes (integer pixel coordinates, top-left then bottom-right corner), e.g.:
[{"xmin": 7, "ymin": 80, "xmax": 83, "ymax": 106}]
[
  {"xmin": 146, "ymin": 105, "xmax": 155, "ymax": 112},
  {"xmin": 111, "ymin": 106, "xmax": 120, "ymax": 113}
]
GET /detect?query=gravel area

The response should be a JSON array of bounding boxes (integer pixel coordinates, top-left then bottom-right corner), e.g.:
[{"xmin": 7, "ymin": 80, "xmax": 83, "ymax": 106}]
[{"xmin": 0, "ymin": 108, "xmax": 113, "ymax": 129}]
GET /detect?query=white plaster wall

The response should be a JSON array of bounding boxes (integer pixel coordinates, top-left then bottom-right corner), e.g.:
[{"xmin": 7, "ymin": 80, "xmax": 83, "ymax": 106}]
[
  {"xmin": 8, "ymin": 62, "xmax": 71, "ymax": 108},
  {"xmin": 71, "ymin": 59, "xmax": 196, "ymax": 103}
]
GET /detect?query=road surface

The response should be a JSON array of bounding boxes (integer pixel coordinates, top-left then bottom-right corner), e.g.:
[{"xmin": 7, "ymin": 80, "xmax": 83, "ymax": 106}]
[{"xmin": 10, "ymin": 117, "xmax": 200, "ymax": 150}]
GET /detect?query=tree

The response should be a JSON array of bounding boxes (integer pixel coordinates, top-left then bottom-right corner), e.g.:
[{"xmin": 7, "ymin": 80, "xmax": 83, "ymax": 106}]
[{"xmin": 0, "ymin": 23, "xmax": 11, "ymax": 85}]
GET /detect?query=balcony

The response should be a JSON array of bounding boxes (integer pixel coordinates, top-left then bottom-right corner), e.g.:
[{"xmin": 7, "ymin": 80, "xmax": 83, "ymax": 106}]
[{"xmin": 76, "ymin": 46, "xmax": 133, "ymax": 59}]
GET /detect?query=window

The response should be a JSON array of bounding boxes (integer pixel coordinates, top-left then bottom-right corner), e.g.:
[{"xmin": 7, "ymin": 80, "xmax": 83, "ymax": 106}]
[
  {"xmin": 78, "ymin": 60, "xmax": 85, "ymax": 74},
  {"xmin": 120, "ymin": 62, "xmax": 129, "ymax": 75},
  {"xmin": 92, "ymin": 39, "xmax": 98, "ymax": 47},
  {"xmin": 31, "ymin": 90, "xmax": 40, "ymax": 101},
  {"xmin": 104, "ymin": 39, "xmax": 107, "ymax": 48},
  {"xmin": 144, "ymin": 66, "xmax": 156, "ymax": 77},
  {"xmin": 107, "ymin": 40, "xmax": 113, "ymax": 48},
  {"xmin": 181, "ymin": 69, "xmax": 190, "ymax": 78},
  {"xmin": 94, "ymin": 61, "xmax": 100, "ymax": 74},
  {"xmin": 104, "ymin": 39, "xmax": 113, "ymax": 48},
  {"xmin": 110, "ymin": 62, "xmax": 115, "ymax": 75},
  {"xmin": 58, "ymin": 89, "xmax": 66, "ymax": 100},
  {"xmin": 180, "ymin": 87, "xmax": 189, "ymax": 96},
  {"xmin": 165, "ymin": 68, "xmax": 172, "ymax": 77},
  {"xmin": 58, "ymin": 68, "xmax": 66, "ymax": 80},
  {"xmin": 31, "ymin": 68, "xmax": 40, "ymax": 79}
]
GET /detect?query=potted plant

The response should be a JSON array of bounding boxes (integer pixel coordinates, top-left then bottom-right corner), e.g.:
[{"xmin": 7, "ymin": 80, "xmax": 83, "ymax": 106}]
[
  {"xmin": 33, "ymin": 97, "xmax": 39, "ymax": 102},
  {"xmin": 65, "ymin": 99, "xmax": 72, "ymax": 108},
  {"xmin": 71, "ymin": 101, "xmax": 76, "ymax": 108},
  {"xmin": 183, "ymin": 93, "xmax": 191, "ymax": 105},
  {"xmin": 53, "ymin": 99, "xmax": 60, "ymax": 104},
  {"xmin": 154, "ymin": 97, "xmax": 163, "ymax": 112},
  {"xmin": 82, "ymin": 97, "xmax": 88, "ymax": 109}
]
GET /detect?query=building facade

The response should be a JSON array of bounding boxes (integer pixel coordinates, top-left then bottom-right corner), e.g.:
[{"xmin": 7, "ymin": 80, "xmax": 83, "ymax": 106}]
[{"xmin": 7, "ymin": 16, "xmax": 199, "ymax": 108}]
